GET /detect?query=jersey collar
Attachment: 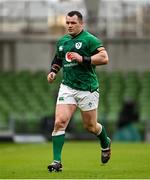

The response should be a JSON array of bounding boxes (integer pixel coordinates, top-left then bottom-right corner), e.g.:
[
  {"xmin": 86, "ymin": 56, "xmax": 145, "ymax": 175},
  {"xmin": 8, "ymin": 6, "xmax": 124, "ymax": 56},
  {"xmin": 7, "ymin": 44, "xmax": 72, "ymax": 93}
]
[{"xmin": 70, "ymin": 30, "xmax": 84, "ymax": 39}]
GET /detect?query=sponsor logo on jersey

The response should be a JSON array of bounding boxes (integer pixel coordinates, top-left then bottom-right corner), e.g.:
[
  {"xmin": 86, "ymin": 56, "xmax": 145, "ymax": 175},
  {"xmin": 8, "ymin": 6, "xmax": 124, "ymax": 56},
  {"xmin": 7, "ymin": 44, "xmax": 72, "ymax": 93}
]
[
  {"xmin": 64, "ymin": 62, "xmax": 78, "ymax": 67},
  {"xmin": 65, "ymin": 52, "xmax": 72, "ymax": 62},
  {"xmin": 75, "ymin": 42, "xmax": 82, "ymax": 49}
]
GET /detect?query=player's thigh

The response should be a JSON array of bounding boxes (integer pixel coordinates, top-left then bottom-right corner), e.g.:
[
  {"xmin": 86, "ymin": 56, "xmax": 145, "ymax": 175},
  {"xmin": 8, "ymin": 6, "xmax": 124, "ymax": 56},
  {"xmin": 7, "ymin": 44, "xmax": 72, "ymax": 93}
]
[
  {"xmin": 81, "ymin": 109, "xmax": 97, "ymax": 128},
  {"xmin": 55, "ymin": 104, "xmax": 77, "ymax": 126}
]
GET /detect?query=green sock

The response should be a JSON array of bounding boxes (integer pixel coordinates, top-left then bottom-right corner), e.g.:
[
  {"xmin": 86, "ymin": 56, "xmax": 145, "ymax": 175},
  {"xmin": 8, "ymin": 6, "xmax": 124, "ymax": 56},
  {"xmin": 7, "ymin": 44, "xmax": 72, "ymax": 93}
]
[
  {"xmin": 52, "ymin": 133, "xmax": 65, "ymax": 162},
  {"xmin": 97, "ymin": 126, "xmax": 110, "ymax": 149}
]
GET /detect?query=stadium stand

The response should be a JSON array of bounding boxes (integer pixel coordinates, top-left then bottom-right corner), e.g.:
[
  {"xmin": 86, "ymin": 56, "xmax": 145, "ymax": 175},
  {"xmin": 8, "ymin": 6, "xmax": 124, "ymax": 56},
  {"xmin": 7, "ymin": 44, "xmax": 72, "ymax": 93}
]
[
  {"xmin": 139, "ymin": 71, "xmax": 150, "ymax": 122},
  {"xmin": 0, "ymin": 70, "xmax": 149, "ymax": 140}
]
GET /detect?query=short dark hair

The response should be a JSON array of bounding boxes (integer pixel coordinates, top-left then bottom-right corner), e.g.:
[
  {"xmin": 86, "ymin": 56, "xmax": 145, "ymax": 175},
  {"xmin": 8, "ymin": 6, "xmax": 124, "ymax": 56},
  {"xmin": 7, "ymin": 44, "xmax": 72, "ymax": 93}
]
[{"xmin": 67, "ymin": 11, "xmax": 83, "ymax": 21}]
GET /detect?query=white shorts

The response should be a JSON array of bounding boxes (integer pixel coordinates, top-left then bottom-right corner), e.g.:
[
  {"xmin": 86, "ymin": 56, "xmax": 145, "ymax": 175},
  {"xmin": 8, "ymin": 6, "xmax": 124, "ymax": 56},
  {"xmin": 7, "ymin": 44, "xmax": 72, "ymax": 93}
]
[{"xmin": 57, "ymin": 84, "xmax": 99, "ymax": 111}]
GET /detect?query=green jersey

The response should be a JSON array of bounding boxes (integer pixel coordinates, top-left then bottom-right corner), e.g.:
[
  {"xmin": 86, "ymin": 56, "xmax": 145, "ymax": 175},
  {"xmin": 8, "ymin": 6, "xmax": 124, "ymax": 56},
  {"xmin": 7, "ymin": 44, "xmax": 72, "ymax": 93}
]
[{"xmin": 56, "ymin": 30, "xmax": 103, "ymax": 92}]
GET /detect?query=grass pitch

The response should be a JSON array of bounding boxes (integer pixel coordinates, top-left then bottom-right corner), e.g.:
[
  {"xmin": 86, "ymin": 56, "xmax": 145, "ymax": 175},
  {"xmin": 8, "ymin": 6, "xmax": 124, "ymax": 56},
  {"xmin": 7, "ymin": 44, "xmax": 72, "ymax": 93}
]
[{"xmin": 0, "ymin": 141, "xmax": 150, "ymax": 179}]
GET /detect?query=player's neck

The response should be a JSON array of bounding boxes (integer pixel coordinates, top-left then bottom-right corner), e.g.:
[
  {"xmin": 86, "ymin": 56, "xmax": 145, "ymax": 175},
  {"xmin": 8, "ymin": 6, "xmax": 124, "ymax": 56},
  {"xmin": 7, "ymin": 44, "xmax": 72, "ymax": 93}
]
[{"xmin": 71, "ymin": 30, "xmax": 83, "ymax": 38}]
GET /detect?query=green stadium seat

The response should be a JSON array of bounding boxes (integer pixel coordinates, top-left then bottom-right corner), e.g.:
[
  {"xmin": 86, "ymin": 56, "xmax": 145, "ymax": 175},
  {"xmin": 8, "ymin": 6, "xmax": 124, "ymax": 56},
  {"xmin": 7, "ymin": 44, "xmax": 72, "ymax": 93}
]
[
  {"xmin": 72, "ymin": 110, "xmax": 84, "ymax": 133},
  {"xmin": 0, "ymin": 70, "xmax": 149, "ymax": 136},
  {"xmin": 0, "ymin": 112, "xmax": 9, "ymax": 129}
]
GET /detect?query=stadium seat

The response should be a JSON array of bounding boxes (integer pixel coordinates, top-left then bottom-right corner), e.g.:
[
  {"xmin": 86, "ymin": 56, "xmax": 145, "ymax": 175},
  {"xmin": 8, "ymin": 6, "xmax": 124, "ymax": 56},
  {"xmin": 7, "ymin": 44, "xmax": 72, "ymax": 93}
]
[{"xmin": 0, "ymin": 70, "xmax": 149, "ymax": 137}]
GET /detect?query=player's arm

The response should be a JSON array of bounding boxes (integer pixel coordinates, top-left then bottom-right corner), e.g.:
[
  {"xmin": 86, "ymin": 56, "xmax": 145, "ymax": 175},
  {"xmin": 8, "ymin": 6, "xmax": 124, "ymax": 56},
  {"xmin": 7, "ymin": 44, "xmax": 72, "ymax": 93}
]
[
  {"xmin": 47, "ymin": 54, "xmax": 62, "ymax": 83},
  {"xmin": 68, "ymin": 47, "xmax": 109, "ymax": 66},
  {"xmin": 90, "ymin": 47, "xmax": 109, "ymax": 65}
]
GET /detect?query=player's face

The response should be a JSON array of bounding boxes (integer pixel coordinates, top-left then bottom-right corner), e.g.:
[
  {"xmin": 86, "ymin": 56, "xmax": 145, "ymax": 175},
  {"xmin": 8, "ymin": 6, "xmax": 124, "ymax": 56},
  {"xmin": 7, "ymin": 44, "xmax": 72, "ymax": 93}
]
[{"xmin": 66, "ymin": 15, "xmax": 83, "ymax": 36}]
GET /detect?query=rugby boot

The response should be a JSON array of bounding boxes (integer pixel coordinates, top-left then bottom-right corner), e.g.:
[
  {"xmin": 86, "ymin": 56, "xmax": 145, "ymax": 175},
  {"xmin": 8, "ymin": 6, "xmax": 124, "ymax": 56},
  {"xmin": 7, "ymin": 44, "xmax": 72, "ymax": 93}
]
[
  {"xmin": 101, "ymin": 137, "xmax": 111, "ymax": 164},
  {"xmin": 48, "ymin": 161, "xmax": 62, "ymax": 172}
]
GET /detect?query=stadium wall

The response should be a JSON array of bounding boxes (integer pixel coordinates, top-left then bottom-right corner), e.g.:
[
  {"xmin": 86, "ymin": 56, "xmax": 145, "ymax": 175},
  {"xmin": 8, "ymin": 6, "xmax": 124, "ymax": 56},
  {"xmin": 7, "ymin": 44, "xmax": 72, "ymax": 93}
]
[{"xmin": 1, "ymin": 38, "xmax": 150, "ymax": 72}]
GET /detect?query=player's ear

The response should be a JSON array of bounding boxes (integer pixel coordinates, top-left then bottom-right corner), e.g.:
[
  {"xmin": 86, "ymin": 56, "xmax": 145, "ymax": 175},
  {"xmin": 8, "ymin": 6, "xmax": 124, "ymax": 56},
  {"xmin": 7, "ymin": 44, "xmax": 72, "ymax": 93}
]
[
  {"xmin": 78, "ymin": 18, "xmax": 83, "ymax": 25},
  {"xmin": 80, "ymin": 20, "xmax": 83, "ymax": 25},
  {"xmin": 79, "ymin": 20, "xmax": 84, "ymax": 28}
]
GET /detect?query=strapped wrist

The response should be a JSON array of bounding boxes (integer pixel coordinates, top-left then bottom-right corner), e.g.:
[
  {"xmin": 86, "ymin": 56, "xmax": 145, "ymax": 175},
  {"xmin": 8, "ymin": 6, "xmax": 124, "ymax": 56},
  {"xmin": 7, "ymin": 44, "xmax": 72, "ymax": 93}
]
[
  {"xmin": 82, "ymin": 56, "xmax": 91, "ymax": 64},
  {"xmin": 50, "ymin": 68, "xmax": 57, "ymax": 74},
  {"xmin": 50, "ymin": 64, "xmax": 60, "ymax": 74}
]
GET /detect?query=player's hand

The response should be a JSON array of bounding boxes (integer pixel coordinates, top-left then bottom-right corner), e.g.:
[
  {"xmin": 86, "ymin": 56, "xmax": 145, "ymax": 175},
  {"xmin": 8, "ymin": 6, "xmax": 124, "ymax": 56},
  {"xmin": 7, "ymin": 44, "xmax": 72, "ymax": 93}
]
[
  {"xmin": 68, "ymin": 52, "xmax": 83, "ymax": 63},
  {"xmin": 47, "ymin": 72, "xmax": 56, "ymax": 83}
]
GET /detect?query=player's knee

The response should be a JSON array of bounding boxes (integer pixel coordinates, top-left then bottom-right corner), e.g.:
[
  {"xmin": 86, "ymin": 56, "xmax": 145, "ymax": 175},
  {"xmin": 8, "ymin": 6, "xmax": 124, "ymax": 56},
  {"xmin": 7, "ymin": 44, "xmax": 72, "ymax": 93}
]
[
  {"xmin": 54, "ymin": 119, "xmax": 66, "ymax": 131},
  {"xmin": 84, "ymin": 124, "xmax": 96, "ymax": 133}
]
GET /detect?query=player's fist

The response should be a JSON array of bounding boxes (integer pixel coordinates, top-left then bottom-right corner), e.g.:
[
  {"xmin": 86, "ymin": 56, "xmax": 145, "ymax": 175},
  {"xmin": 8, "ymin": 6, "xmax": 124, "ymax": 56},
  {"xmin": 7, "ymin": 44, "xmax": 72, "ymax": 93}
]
[
  {"xmin": 47, "ymin": 72, "xmax": 56, "ymax": 83},
  {"xmin": 67, "ymin": 52, "xmax": 83, "ymax": 63}
]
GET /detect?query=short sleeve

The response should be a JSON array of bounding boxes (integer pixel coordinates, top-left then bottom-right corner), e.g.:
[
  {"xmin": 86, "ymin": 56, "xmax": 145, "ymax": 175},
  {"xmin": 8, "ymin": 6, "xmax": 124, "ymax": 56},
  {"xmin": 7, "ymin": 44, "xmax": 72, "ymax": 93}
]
[{"xmin": 89, "ymin": 35, "xmax": 103, "ymax": 53}]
